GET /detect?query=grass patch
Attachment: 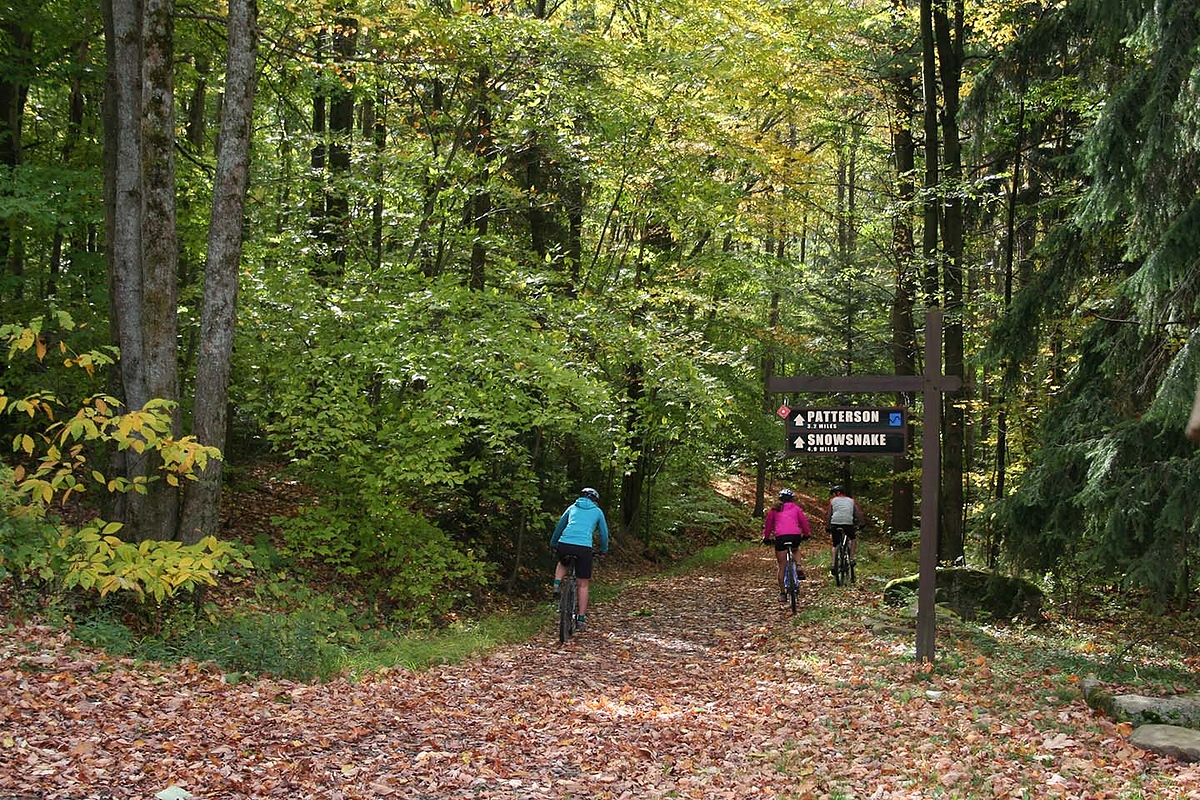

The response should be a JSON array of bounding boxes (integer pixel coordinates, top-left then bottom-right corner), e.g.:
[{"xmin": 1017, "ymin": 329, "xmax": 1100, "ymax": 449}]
[{"xmin": 667, "ymin": 540, "xmax": 751, "ymax": 575}]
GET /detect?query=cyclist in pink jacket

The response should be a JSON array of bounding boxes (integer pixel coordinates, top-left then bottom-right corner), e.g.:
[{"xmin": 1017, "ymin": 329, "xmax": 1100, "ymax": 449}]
[{"xmin": 762, "ymin": 488, "xmax": 811, "ymax": 602}]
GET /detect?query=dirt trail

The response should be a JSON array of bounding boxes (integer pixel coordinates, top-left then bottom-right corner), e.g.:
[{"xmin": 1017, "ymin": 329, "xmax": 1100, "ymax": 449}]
[{"xmin": 3, "ymin": 541, "xmax": 1198, "ymax": 799}]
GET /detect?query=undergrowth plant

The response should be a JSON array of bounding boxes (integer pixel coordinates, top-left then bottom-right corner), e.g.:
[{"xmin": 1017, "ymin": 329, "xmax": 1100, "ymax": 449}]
[{"xmin": 1, "ymin": 314, "xmax": 241, "ymax": 623}]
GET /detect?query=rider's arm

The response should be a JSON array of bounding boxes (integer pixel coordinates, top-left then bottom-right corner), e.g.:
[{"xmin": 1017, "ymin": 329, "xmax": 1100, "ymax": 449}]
[
  {"xmin": 798, "ymin": 509, "xmax": 811, "ymax": 538},
  {"xmin": 550, "ymin": 509, "xmax": 569, "ymax": 547},
  {"xmin": 853, "ymin": 501, "xmax": 865, "ymax": 528},
  {"xmin": 762, "ymin": 508, "xmax": 777, "ymax": 540},
  {"xmin": 596, "ymin": 512, "xmax": 610, "ymax": 554}
]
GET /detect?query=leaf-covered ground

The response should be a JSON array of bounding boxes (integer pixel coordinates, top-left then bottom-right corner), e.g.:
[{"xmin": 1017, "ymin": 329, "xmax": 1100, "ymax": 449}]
[{"xmin": 3, "ymin": 542, "xmax": 1199, "ymax": 799}]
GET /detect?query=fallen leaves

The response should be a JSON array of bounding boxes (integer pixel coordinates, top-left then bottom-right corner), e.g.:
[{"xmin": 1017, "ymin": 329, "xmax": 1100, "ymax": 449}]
[{"xmin": 2, "ymin": 544, "xmax": 1199, "ymax": 799}]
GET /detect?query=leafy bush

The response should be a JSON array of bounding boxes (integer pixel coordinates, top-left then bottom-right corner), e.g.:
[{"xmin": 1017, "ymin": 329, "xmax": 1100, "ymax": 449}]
[
  {"xmin": 186, "ymin": 611, "xmax": 344, "ymax": 681},
  {"xmin": 71, "ymin": 605, "xmax": 346, "ymax": 682},
  {"xmin": 277, "ymin": 498, "xmax": 491, "ymax": 625},
  {"xmin": 58, "ymin": 525, "xmax": 249, "ymax": 604},
  {"xmin": 0, "ymin": 465, "xmax": 63, "ymax": 588}
]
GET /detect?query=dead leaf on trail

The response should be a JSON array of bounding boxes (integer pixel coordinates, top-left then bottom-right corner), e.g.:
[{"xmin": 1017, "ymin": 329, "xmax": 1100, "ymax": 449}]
[
  {"xmin": 2, "ymin": 545, "xmax": 1198, "ymax": 800},
  {"xmin": 1043, "ymin": 733, "xmax": 1078, "ymax": 750}
]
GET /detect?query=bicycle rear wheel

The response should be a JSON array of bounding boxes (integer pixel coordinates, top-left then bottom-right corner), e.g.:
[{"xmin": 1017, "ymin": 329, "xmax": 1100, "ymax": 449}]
[
  {"xmin": 558, "ymin": 577, "xmax": 577, "ymax": 643},
  {"xmin": 833, "ymin": 545, "xmax": 846, "ymax": 586},
  {"xmin": 786, "ymin": 561, "xmax": 798, "ymax": 613}
]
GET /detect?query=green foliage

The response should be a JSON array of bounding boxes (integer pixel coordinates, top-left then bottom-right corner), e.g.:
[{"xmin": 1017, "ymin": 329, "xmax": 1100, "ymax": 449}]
[
  {"xmin": 277, "ymin": 497, "xmax": 490, "ymax": 625},
  {"xmin": 0, "ymin": 464, "xmax": 62, "ymax": 590},
  {"xmin": 1, "ymin": 315, "xmax": 244, "ymax": 621},
  {"xmin": 71, "ymin": 605, "xmax": 346, "ymax": 682},
  {"xmin": 2, "ymin": 314, "xmax": 222, "ymax": 516},
  {"xmin": 57, "ymin": 528, "xmax": 249, "ymax": 605}
]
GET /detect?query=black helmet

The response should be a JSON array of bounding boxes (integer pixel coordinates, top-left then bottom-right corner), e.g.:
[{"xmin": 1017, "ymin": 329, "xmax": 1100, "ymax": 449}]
[
  {"xmin": 832, "ymin": 484, "xmax": 845, "ymax": 495},
  {"xmin": 779, "ymin": 488, "xmax": 795, "ymax": 501},
  {"xmin": 581, "ymin": 487, "xmax": 600, "ymax": 502}
]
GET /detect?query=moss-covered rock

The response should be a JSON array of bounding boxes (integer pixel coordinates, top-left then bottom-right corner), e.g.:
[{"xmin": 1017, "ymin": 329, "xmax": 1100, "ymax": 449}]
[{"xmin": 882, "ymin": 566, "xmax": 1043, "ymax": 622}]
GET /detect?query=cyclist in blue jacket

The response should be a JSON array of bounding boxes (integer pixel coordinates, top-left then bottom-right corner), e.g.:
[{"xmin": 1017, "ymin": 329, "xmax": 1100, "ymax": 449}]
[{"xmin": 550, "ymin": 487, "xmax": 610, "ymax": 631}]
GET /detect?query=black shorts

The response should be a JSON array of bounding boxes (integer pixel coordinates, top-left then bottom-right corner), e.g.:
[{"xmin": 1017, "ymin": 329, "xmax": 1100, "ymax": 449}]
[
  {"xmin": 773, "ymin": 534, "xmax": 808, "ymax": 552},
  {"xmin": 830, "ymin": 524, "xmax": 857, "ymax": 547},
  {"xmin": 556, "ymin": 543, "xmax": 595, "ymax": 579}
]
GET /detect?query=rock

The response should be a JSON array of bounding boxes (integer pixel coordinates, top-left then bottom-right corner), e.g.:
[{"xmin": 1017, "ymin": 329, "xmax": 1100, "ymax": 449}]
[
  {"xmin": 1079, "ymin": 677, "xmax": 1116, "ymax": 717},
  {"xmin": 1129, "ymin": 724, "xmax": 1200, "ymax": 762},
  {"xmin": 1111, "ymin": 693, "xmax": 1200, "ymax": 729},
  {"xmin": 882, "ymin": 566, "xmax": 1043, "ymax": 622}
]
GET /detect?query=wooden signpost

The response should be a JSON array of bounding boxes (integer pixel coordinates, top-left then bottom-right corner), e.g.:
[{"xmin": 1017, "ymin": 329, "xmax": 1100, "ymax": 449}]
[{"xmin": 767, "ymin": 308, "xmax": 961, "ymax": 662}]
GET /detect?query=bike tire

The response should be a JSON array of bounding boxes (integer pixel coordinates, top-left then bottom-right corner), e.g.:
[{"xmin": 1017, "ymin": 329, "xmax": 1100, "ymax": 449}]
[
  {"xmin": 834, "ymin": 547, "xmax": 845, "ymax": 587},
  {"xmin": 788, "ymin": 566, "xmax": 798, "ymax": 613},
  {"xmin": 558, "ymin": 578, "xmax": 577, "ymax": 643},
  {"xmin": 848, "ymin": 551, "xmax": 856, "ymax": 584}
]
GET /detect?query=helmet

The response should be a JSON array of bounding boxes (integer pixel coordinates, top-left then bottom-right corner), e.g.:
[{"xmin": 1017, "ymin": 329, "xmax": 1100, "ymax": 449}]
[
  {"xmin": 832, "ymin": 484, "xmax": 845, "ymax": 495},
  {"xmin": 779, "ymin": 488, "xmax": 795, "ymax": 501},
  {"xmin": 581, "ymin": 487, "xmax": 600, "ymax": 502}
]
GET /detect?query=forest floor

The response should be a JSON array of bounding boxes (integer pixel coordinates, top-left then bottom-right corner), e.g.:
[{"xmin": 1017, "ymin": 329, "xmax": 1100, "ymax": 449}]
[{"xmin": 3, "ymin": 536, "xmax": 1200, "ymax": 799}]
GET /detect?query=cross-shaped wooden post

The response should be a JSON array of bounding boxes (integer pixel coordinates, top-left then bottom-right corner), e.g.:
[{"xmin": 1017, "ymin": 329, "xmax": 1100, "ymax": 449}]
[{"xmin": 767, "ymin": 307, "xmax": 961, "ymax": 661}]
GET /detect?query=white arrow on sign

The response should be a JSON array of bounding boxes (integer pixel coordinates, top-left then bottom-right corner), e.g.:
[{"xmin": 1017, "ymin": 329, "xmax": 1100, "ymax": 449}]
[{"xmin": 793, "ymin": 434, "xmax": 806, "ymax": 450}]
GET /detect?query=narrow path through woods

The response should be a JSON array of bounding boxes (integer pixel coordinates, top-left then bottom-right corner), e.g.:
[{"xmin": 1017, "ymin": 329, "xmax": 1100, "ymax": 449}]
[{"xmin": 4, "ymin": 542, "xmax": 1199, "ymax": 799}]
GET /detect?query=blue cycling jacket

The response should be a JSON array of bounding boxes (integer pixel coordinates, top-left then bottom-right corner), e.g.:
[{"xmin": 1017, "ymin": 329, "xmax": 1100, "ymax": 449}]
[{"xmin": 550, "ymin": 497, "xmax": 610, "ymax": 553}]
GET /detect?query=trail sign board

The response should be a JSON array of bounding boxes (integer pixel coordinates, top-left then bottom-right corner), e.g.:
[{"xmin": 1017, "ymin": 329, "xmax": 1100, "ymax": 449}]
[
  {"xmin": 784, "ymin": 406, "xmax": 908, "ymax": 455},
  {"xmin": 789, "ymin": 430, "xmax": 907, "ymax": 455},
  {"xmin": 786, "ymin": 406, "xmax": 906, "ymax": 431}
]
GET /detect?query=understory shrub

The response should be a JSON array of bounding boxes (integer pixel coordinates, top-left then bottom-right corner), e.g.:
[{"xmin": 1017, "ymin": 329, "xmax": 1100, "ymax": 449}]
[{"xmin": 277, "ymin": 498, "xmax": 491, "ymax": 625}]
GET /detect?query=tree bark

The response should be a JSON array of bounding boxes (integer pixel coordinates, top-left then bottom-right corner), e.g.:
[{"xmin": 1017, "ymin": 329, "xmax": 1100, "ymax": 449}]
[
  {"xmin": 889, "ymin": 62, "xmax": 919, "ymax": 535},
  {"xmin": 469, "ymin": 64, "xmax": 493, "ymax": 291},
  {"xmin": 102, "ymin": 0, "xmax": 184, "ymax": 542},
  {"xmin": 919, "ymin": 0, "xmax": 939, "ymax": 307},
  {"xmin": 0, "ymin": 19, "xmax": 31, "ymax": 298},
  {"xmin": 934, "ymin": 0, "xmax": 965, "ymax": 563},
  {"xmin": 179, "ymin": 0, "xmax": 258, "ymax": 545}
]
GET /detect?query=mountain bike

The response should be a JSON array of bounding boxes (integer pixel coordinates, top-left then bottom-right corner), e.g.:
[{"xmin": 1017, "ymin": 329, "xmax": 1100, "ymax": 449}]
[
  {"xmin": 557, "ymin": 555, "xmax": 579, "ymax": 643},
  {"xmin": 783, "ymin": 542, "xmax": 803, "ymax": 613},
  {"xmin": 832, "ymin": 525, "xmax": 855, "ymax": 586}
]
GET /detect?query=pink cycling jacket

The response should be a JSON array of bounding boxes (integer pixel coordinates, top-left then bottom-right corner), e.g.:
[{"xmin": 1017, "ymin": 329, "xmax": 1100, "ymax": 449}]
[{"xmin": 763, "ymin": 501, "xmax": 811, "ymax": 539}]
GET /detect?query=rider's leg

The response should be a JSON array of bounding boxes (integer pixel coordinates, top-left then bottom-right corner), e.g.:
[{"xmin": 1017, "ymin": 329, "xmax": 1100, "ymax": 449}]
[
  {"xmin": 577, "ymin": 578, "xmax": 590, "ymax": 616},
  {"xmin": 775, "ymin": 549, "xmax": 787, "ymax": 590}
]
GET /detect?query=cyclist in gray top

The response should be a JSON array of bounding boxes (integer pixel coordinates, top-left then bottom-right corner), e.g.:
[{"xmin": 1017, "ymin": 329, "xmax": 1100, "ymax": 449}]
[{"xmin": 826, "ymin": 485, "xmax": 865, "ymax": 572}]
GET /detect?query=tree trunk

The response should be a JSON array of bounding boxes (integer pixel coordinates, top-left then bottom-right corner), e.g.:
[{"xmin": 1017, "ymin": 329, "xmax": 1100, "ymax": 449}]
[
  {"xmin": 179, "ymin": 0, "xmax": 258, "ymax": 545},
  {"xmin": 469, "ymin": 64, "xmax": 493, "ymax": 291},
  {"xmin": 756, "ymin": 288, "xmax": 781, "ymax": 518},
  {"xmin": 934, "ymin": 0, "xmax": 965, "ymax": 563},
  {"xmin": 620, "ymin": 360, "xmax": 646, "ymax": 540},
  {"xmin": 0, "ymin": 19, "xmax": 31, "ymax": 300},
  {"xmin": 50, "ymin": 38, "xmax": 90, "ymax": 298},
  {"xmin": 102, "ymin": 0, "xmax": 182, "ymax": 542},
  {"xmin": 889, "ymin": 62, "xmax": 919, "ymax": 536},
  {"xmin": 919, "ymin": 0, "xmax": 939, "ymax": 307}
]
